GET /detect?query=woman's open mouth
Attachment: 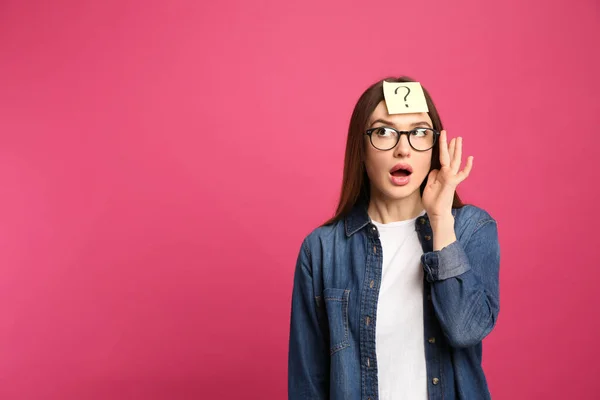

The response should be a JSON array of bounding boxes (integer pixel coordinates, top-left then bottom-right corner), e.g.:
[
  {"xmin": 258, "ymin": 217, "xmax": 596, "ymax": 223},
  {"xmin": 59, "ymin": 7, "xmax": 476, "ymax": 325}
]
[{"xmin": 389, "ymin": 164, "xmax": 412, "ymax": 186}]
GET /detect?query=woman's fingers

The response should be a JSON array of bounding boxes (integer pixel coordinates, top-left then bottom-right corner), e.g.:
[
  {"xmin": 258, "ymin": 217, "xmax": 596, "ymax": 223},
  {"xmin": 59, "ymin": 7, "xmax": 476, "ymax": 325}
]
[
  {"xmin": 457, "ymin": 156, "xmax": 474, "ymax": 182},
  {"xmin": 451, "ymin": 137, "xmax": 462, "ymax": 173},
  {"xmin": 439, "ymin": 130, "xmax": 450, "ymax": 167}
]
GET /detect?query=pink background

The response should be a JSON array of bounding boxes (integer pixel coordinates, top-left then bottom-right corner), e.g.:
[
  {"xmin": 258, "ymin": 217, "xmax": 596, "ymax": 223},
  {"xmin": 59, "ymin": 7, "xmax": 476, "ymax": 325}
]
[{"xmin": 0, "ymin": 0, "xmax": 598, "ymax": 398}]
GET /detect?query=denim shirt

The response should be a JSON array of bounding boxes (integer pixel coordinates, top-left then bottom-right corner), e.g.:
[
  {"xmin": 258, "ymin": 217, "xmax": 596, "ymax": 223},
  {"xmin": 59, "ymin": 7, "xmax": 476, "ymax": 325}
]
[{"xmin": 288, "ymin": 204, "xmax": 501, "ymax": 400}]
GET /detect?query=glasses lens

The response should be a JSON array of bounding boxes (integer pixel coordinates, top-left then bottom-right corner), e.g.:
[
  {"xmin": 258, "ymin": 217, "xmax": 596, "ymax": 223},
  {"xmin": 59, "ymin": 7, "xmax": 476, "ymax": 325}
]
[
  {"xmin": 409, "ymin": 128, "xmax": 436, "ymax": 151},
  {"xmin": 371, "ymin": 127, "xmax": 398, "ymax": 150}
]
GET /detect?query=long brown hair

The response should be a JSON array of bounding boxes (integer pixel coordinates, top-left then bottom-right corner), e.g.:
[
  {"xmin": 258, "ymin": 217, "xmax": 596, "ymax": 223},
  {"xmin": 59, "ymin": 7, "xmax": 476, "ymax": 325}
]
[{"xmin": 322, "ymin": 76, "xmax": 465, "ymax": 226}]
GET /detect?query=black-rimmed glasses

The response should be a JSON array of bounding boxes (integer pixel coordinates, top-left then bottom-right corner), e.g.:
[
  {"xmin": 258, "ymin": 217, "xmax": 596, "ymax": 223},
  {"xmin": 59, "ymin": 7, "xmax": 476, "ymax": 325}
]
[{"xmin": 365, "ymin": 127, "xmax": 440, "ymax": 151}]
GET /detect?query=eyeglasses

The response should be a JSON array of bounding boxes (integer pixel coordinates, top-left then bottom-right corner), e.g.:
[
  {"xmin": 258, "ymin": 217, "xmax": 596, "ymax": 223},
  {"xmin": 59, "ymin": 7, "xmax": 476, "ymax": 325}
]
[{"xmin": 365, "ymin": 127, "xmax": 440, "ymax": 152}]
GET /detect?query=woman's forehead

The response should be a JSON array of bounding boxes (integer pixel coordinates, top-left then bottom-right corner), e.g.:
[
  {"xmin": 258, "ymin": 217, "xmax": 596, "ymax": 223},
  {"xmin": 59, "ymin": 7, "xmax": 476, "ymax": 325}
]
[{"xmin": 369, "ymin": 100, "xmax": 432, "ymax": 125}]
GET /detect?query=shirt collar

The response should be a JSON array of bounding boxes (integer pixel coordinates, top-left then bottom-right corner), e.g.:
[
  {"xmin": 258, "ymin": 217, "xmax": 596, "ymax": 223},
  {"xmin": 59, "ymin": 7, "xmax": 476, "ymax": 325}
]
[
  {"xmin": 344, "ymin": 202, "xmax": 458, "ymax": 237},
  {"xmin": 344, "ymin": 203, "xmax": 371, "ymax": 237}
]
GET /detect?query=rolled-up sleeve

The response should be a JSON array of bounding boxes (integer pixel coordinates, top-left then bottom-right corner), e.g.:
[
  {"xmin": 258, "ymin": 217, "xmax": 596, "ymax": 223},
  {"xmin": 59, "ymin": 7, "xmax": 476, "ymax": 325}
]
[{"xmin": 422, "ymin": 239, "xmax": 472, "ymax": 281}]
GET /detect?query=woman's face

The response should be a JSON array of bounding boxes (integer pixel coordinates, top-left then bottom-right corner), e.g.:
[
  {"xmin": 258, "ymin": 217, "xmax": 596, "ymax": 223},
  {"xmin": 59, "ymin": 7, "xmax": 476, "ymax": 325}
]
[{"xmin": 364, "ymin": 100, "xmax": 434, "ymax": 202}]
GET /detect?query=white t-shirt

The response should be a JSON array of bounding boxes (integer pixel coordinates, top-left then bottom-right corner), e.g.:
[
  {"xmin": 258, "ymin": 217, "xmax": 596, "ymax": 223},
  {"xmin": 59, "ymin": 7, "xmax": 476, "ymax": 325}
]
[{"xmin": 372, "ymin": 210, "xmax": 428, "ymax": 400}]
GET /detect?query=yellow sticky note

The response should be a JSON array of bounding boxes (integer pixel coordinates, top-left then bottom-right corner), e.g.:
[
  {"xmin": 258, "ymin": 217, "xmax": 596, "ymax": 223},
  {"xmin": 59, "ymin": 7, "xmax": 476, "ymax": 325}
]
[{"xmin": 383, "ymin": 81, "xmax": 429, "ymax": 114}]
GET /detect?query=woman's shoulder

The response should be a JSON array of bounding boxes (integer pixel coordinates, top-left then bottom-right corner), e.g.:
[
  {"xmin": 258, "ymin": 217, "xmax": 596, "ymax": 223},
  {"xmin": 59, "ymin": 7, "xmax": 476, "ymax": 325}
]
[
  {"xmin": 454, "ymin": 204, "xmax": 499, "ymax": 243},
  {"xmin": 455, "ymin": 203, "xmax": 497, "ymax": 225},
  {"xmin": 298, "ymin": 218, "xmax": 346, "ymax": 256},
  {"xmin": 308, "ymin": 218, "xmax": 344, "ymax": 241}
]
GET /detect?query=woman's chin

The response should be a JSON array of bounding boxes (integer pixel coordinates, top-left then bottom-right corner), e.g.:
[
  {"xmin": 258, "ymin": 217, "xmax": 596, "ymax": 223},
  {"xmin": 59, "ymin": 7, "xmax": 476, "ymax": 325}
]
[{"xmin": 373, "ymin": 185, "xmax": 419, "ymax": 202}]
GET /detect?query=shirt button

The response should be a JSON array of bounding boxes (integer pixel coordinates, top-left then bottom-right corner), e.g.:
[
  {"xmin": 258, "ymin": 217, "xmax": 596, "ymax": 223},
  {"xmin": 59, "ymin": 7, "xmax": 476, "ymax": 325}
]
[
  {"xmin": 425, "ymin": 235, "xmax": 431, "ymax": 240},
  {"xmin": 433, "ymin": 377, "xmax": 440, "ymax": 385},
  {"xmin": 419, "ymin": 218, "xmax": 426, "ymax": 224},
  {"xmin": 428, "ymin": 337, "xmax": 436, "ymax": 344},
  {"xmin": 366, "ymin": 316, "xmax": 370, "ymax": 326},
  {"xmin": 373, "ymin": 246, "xmax": 377, "ymax": 253},
  {"xmin": 370, "ymin": 280, "xmax": 374, "ymax": 288}
]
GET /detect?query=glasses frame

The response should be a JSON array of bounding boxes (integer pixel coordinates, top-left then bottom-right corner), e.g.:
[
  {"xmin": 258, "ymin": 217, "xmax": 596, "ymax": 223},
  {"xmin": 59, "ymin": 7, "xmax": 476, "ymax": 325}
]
[{"xmin": 364, "ymin": 127, "xmax": 440, "ymax": 152}]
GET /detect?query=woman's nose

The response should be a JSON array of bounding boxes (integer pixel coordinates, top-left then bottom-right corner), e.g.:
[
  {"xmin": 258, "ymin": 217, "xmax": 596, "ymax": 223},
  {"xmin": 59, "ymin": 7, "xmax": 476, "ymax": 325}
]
[{"xmin": 394, "ymin": 134, "xmax": 411, "ymax": 156}]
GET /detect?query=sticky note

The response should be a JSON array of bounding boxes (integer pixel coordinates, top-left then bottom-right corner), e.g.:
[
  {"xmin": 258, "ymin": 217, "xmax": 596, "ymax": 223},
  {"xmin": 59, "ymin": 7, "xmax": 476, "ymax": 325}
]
[{"xmin": 382, "ymin": 81, "xmax": 429, "ymax": 114}]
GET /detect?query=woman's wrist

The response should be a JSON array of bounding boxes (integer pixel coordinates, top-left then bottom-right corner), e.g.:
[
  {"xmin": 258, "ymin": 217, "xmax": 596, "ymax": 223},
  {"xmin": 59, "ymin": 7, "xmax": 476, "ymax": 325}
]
[{"xmin": 430, "ymin": 214, "xmax": 456, "ymax": 251}]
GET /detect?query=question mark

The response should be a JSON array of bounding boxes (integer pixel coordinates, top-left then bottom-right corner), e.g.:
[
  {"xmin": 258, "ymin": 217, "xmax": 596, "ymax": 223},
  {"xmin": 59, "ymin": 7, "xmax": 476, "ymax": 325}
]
[{"xmin": 394, "ymin": 86, "xmax": 411, "ymax": 107}]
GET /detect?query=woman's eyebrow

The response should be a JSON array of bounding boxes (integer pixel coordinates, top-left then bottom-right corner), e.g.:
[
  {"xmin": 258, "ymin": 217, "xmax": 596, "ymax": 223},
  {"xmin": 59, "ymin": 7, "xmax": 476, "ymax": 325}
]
[
  {"xmin": 369, "ymin": 119, "xmax": 433, "ymax": 128},
  {"xmin": 370, "ymin": 118, "xmax": 395, "ymax": 127},
  {"xmin": 410, "ymin": 121, "xmax": 433, "ymax": 128}
]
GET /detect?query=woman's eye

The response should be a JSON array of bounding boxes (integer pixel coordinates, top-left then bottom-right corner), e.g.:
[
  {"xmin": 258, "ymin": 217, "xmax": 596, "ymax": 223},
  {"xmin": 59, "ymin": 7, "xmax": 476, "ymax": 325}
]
[
  {"xmin": 412, "ymin": 128, "xmax": 429, "ymax": 137},
  {"xmin": 375, "ymin": 128, "xmax": 393, "ymax": 137}
]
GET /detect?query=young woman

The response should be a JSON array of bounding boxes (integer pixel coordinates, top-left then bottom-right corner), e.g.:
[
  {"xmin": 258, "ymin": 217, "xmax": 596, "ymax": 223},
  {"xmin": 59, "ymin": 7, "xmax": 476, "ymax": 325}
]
[{"xmin": 288, "ymin": 76, "xmax": 501, "ymax": 400}]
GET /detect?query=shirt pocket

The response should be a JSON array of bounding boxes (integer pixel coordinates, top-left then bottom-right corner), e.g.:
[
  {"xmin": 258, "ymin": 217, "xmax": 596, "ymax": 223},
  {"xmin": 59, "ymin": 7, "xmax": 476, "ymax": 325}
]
[{"xmin": 323, "ymin": 288, "xmax": 350, "ymax": 355}]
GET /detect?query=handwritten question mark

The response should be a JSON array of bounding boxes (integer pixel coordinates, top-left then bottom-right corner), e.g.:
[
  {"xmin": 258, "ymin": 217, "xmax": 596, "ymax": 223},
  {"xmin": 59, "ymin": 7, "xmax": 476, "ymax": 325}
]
[{"xmin": 394, "ymin": 86, "xmax": 410, "ymax": 107}]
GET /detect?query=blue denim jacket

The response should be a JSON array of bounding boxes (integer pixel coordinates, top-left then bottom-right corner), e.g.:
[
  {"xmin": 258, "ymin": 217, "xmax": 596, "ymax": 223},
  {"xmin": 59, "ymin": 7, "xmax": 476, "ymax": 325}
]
[{"xmin": 288, "ymin": 203, "xmax": 500, "ymax": 399}]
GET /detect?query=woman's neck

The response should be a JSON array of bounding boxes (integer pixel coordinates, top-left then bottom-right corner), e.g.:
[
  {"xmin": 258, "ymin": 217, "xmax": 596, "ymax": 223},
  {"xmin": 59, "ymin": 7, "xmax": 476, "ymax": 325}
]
[{"xmin": 367, "ymin": 190, "xmax": 425, "ymax": 224}]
